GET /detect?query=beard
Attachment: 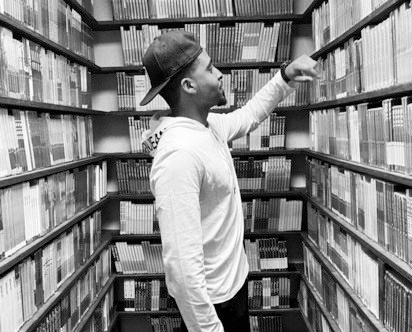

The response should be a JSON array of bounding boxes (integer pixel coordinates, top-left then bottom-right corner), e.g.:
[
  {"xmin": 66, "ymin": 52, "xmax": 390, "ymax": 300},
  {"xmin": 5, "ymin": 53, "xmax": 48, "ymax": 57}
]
[{"xmin": 216, "ymin": 89, "xmax": 227, "ymax": 107}]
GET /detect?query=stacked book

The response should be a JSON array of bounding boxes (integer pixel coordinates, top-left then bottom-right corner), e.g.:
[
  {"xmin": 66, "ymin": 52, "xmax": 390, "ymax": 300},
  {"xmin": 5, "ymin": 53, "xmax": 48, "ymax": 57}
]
[
  {"xmin": 233, "ymin": 156, "xmax": 291, "ymax": 192},
  {"xmin": 151, "ymin": 317, "xmax": 182, "ymax": 332},
  {"xmin": 115, "ymin": 159, "xmax": 151, "ymax": 194},
  {"xmin": 0, "ymin": 110, "xmax": 94, "ymax": 178},
  {"xmin": 120, "ymin": 201, "xmax": 159, "ymax": 235},
  {"xmin": 248, "ymin": 277, "xmax": 291, "ymax": 309},
  {"xmin": 0, "ymin": 162, "xmax": 107, "ymax": 259},
  {"xmin": 0, "ymin": 0, "xmax": 94, "ymax": 61},
  {"xmin": 110, "ymin": 0, "xmax": 293, "ymax": 19},
  {"xmin": 245, "ymin": 238, "xmax": 288, "ymax": 271},
  {"xmin": 243, "ymin": 198, "xmax": 302, "ymax": 232},
  {"xmin": 250, "ymin": 315, "xmax": 283, "ymax": 332},
  {"xmin": 0, "ymin": 27, "xmax": 92, "ymax": 107}
]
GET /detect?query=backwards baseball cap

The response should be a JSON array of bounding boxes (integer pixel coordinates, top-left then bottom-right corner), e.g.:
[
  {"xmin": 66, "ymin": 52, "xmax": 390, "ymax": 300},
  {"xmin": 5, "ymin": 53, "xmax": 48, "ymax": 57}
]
[{"xmin": 139, "ymin": 30, "xmax": 203, "ymax": 106}]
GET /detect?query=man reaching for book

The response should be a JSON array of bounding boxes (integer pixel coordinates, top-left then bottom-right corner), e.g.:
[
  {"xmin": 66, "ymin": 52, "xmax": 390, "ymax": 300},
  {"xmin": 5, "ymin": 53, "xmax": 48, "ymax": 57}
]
[{"xmin": 140, "ymin": 30, "xmax": 319, "ymax": 332}]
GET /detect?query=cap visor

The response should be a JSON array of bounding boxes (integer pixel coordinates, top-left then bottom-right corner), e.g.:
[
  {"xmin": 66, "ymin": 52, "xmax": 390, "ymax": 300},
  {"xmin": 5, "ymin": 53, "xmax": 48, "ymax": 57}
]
[{"xmin": 139, "ymin": 79, "xmax": 170, "ymax": 106}]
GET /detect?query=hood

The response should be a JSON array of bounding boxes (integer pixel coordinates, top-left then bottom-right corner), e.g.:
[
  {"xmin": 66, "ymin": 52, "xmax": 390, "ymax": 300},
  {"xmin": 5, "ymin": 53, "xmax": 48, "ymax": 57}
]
[{"xmin": 141, "ymin": 111, "xmax": 207, "ymax": 157}]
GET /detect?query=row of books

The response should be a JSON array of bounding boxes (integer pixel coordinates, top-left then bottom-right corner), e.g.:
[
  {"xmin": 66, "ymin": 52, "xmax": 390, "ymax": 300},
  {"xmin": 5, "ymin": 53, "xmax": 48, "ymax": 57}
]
[
  {"xmin": 0, "ymin": 27, "xmax": 93, "ymax": 107},
  {"xmin": 308, "ymin": 204, "xmax": 380, "ymax": 319},
  {"xmin": 0, "ymin": 0, "xmax": 94, "ymax": 61},
  {"xmin": 120, "ymin": 201, "xmax": 160, "ymax": 235},
  {"xmin": 243, "ymin": 198, "xmax": 302, "ymax": 232},
  {"xmin": 309, "ymin": 97, "xmax": 412, "ymax": 175},
  {"xmin": 117, "ymin": 278, "xmax": 178, "ymax": 312},
  {"xmin": 233, "ymin": 156, "xmax": 291, "ymax": 192},
  {"xmin": 311, "ymin": 4, "xmax": 412, "ymax": 103},
  {"xmin": 0, "ymin": 210, "xmax": 102, "ymax": 331},
  {"xmin": 0, "ymin": 245, "xmax": 111, "ymax": 332},
  {"xmin": 303, "ymin": 244, "xmax": 376, "ymax": 332},
  {"xmin": 116, "ymin": 159, "xmax": 151, "ymax": 194},
  {"xmin": 112, "ymin": 241, "xmax": 164, "ymax": 274},
  {"xmin": 81, "ymin": 286, "xmax": 115, "ymax": 332},
  {"xmin": 120, "ymin": 22, "xmax": 291, "ymax": 67},
  {"xmin": 0, "ymin": 110, "xmax": 94, "ymax": 178},
  {"xmin": 298, "ymin": 280, "xmax": 333, "ymax": 332},
  {"xmin": 250, "ymin": 315, "xmax": 283, "ymax": 332},
  {"xmin": 0, "ymin": 161, "xmax": 107, "ymax": 258},
  {"xmin": 151, "ymin": 316, "xmax": 182, "ymax": 332},
  {"xmin": 32, "ymin": 247, "xmax": 112, "ymax": 332},
  {"xmin": 312, "ymin": 0, "xmax": 387, "ymax": 51},
  {"xmin": 0, "ymin": 27, "xmax": 92, "ymax": 107},
  {"xmin": 245, "ymin": 238, "xmax": 288, "ymax": 272},
  {"xmin": 307, "ymin": 158, "xmax": 412, "ymax": 266},
  {"xmin": 110, "ymin": 0, "xmax": 293, "ymax": 20},
  {"xmin": 229, "ymin": 113, "xmax": 286, "ymax": 151},
  {"xmin": 118, "ymin": 69, "xmax": 308, "ymax": 113},
  {"xmin": 248, "ymin": 277, "xmax": 291, "ymax": 309}
]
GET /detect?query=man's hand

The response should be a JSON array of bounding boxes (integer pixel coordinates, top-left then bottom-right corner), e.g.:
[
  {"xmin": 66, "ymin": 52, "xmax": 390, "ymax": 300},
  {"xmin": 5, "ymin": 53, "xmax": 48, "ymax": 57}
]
[{"xmin": 285, "ymin": 55, "xmax": 320, "ymax": 82}]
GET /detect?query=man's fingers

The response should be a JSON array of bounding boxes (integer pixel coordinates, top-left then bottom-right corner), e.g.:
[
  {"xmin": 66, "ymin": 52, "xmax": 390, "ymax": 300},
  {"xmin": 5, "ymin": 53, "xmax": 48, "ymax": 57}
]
[
  {"xmin": 302, "ymin": 68, "xmax": 321, "ymax": 78},
  {"xmin": 293, "ymin": 76, "xmax": 314, "ymax": 82}
]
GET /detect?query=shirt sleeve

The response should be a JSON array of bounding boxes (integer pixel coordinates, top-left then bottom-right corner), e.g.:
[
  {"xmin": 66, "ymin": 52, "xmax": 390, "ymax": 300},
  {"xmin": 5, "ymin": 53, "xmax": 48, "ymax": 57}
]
[
  {"xmin": 210, "ymin": 71, "xmax": 297, "ymax": 143},
  {"xmin": 150, "ymin": 149, "xmax": 224, "ymax": 332}
]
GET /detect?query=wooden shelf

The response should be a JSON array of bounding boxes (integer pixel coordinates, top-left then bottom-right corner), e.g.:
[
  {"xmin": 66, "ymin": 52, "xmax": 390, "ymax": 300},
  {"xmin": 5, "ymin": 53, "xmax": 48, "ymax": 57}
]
[
  {"xmin": 300, "ymin": 275, "xmax": 342, "ymax": 332},
  {"xmin": 249, "ymin": 307, "xmax": 300, "ymax": 315},
  {"xmin": 305, "ymin": 194, "xmax": 412, "ymax": 284},
  {"xmin": 301, "ymin": 234, "xmax": 387, "ymax": 332},
  {"xmin": 311, "ymin": 0, "xmax": 407, "ymax": 60},
  {"xmin": 299, "ymin": 309, "xmax": 316, "ymax": 332},
  {"xmin": 118, "ymin": 310, "xmax": 180, "ymax": 316},
  {"xmin": 0, "ymin": 96, "xmax": 105, "ymax": 115},
  {"xmin": 107, "ymin": 312, "xmax": 119, "ymax": 332},
  {"xmin": 111, "ymin": 233, "xmax": 161, "ymax": 242},
  {"xmin": 0, "ymin": 196, "xmax": 110, "ymax": 275},
  {"xmin": 302, "ymin": 0, "xmax": 325, "ymax": 18},
  {"xmin": 305, "ymin": 149, "xmax": 412, "ymax": 187},
  {"xmin": 103, "ymin": 105, "xmax": 308, "ymax": 116},
  {"xmin": 301, "ymin": 82, "xmax": 412, "ymax": 111},
  {"xmin": 244, "ymin": 231, "xmax": 303, "ymax": 238},
  {"xmin": 18, "ymin": 242, "xmax": 111, "ymax": 332},
  {"xmin": 64, "ymin": 0, "xmax": 98, "ymax": 27},
  {"xmin": 72, "ymin": 276, "xmax": 117, "ymax": 332},
  {"xmin": 95, "ymin": 14, "xmax": 305, "ymax": 31},
  {"xmin": 108, "ymin": 189, "xmax": 306, "ymax": 201},
  {"xmin": 0, "ymin": 155, "xmax": 107, "ymax": 189},
  {"xmin": 0, "ymin": 14, "xmax": 99, "ymax": 72},
  {"xmin": 114, "ymin": 265, "xmax": 302, "ymax": 279},
  {"xmin": 97, "ymin": 62, "xmax": 283, "ymax": 74}
]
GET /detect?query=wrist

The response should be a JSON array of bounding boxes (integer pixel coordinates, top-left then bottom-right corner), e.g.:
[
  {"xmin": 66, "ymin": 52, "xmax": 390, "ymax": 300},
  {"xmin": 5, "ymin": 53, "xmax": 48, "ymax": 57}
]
[{"xmin": 280, "ymin": 60, "xmax": 292, "ymax": 83}]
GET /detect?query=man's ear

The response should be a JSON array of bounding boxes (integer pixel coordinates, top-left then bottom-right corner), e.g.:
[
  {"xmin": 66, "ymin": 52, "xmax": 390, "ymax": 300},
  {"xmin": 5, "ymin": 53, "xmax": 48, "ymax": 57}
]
[{"xmin": 181, "ymin": 77, "xmax": 197, "ymax": 95}]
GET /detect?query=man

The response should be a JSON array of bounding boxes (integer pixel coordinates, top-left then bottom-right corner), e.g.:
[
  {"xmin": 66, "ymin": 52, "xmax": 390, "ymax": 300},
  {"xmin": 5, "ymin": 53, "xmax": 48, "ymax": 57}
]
[{"xmin": 140, "ymin": 31, "xmax": 319, "ymax": 332}]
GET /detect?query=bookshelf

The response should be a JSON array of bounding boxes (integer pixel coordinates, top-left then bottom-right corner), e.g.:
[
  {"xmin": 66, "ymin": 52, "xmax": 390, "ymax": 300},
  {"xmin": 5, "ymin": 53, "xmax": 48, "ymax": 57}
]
[
  {"xmin": 300, "ymin": 1, "xmax": 412, "ymax": 331},
  {"xmin": 18, "ymin": 241, "xmax": 111, "ymax": 332},
  {"xmin": 64, "ymin": 0, "xmax": 99, "ymax": 27}
]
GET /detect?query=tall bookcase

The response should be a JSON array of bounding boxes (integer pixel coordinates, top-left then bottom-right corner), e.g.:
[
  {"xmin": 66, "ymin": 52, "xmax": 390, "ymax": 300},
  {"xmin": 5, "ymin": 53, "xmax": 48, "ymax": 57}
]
[
  {"xmin": 299, "ymin": 0, "xmax": 412, "ymax": 332},
  {"xmin": 90, "ymin": 0, "xmax": 315, "ymax": 331}
]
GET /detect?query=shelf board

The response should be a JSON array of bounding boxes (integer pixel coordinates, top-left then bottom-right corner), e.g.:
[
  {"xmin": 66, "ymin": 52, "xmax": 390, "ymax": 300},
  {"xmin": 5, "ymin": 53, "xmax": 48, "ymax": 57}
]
[
  {"xmin": 0, "ymin": 196, "xmax": 110, "ymax": 276},
  {"xmin": 108, "ymin": 189, "xmax": 306, "ymax": 201},
  {"xmin": 103, "ymin": 105, "xmax": 307, "ymax": 116},
  {"xmin": 111, "ymin": 234, "xmax": 161, "ymax": 241},
  {"xmin": 118, "ymin": 310, "xmax": 180, "ymax": 316},
  {"xmin": 299, "ymin": 309, "xmax": 316, "ymax": 332},
  {"xmin": 0, "ymin": 14, "xmax": 99, "ymax": 72},
  {"xmin": 95, "ymin": 14, "xmax": 305, "ymax": 31},
  {"xmin": 18, "ymin": 242, "xmax": 111, "ymax": 332},
  {"xmin": 64, "ymin": 0, "xmax": 98, "ymax": 27},
  {"xmin": 305, "ymin": 149, "xmax": 412, "ymax": 187},
  {"xmin": 302, "ymin": 82, "xmax": 412, "ymax": 110},
  {"xmin": 305, "ymin": 194, "xmax": 412, "ymax": 284},
  {"xmin": 311, "ymin": 0, "xmax": 407, "ymax": 59},
  {"xmin": 114, "ymin": 265, "xmax": 302, "ymax": 279},
  {"xmin": 300, "ymin": 275, "xmax": 342, "ymax": 332},
  {"xmin": 249, "ymin": 307, "xmax": 300, "ymax": 315},
  {"xmin": 0, "ymin": 155, "xmax": 107, "ymax": 189},
  {"xmin": 97, "ymin": 62, "xmax": 283, "ymax": 74},
  {"xmin": 72, "ymin": 275, "xmax": 117, "ymax": 332},
  {"xmin": 107, "ymin": 312, "xmax": 119, "ymax": 332},
  {"xmin": 245, "ymin": 230, "xmax": 303, "ymax": 238},
  {"xmin": 301, "ymin": 234, "xmax": 387, "ymax": 332},
  {"xmin": 302, "ymin": 0, "xmax": 325, "ymax": 18},
  {"xmin": 0, "ymin": 96, "xmax": 105, "ymax": 115}
]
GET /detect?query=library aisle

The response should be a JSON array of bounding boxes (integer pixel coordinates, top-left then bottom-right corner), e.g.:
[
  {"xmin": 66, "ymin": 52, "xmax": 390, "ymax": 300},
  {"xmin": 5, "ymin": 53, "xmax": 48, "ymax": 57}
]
[{"xmin": 0, "ymin": 0, "xmax": 411, "ymax": 331}]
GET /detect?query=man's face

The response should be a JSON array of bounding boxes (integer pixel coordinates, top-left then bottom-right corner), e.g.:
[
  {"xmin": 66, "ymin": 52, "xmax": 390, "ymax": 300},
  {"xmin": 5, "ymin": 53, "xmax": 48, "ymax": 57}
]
[{"xmin": 190, "ymin": 50, "xmax": 227, "ymax": 108}]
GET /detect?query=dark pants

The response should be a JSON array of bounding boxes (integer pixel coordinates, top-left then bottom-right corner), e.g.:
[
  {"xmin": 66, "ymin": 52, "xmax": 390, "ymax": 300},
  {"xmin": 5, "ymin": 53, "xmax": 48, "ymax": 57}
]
[{"xmin": 179, "ymin": 279, "xmax": 250, "ymax": 332}]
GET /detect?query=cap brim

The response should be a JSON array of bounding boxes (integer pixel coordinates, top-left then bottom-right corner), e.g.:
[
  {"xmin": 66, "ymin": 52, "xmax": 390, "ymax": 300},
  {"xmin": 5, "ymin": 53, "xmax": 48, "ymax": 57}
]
[{"xmin": 139, "ymin": 79, "xmax": 170, "ymax": 106}]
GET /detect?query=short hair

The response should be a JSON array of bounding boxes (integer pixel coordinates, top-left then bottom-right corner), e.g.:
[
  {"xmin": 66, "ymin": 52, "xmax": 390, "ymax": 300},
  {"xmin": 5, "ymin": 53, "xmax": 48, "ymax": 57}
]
[{"xmin": 159, "ymin": 58, "xmax": 198, "ymax": 109}]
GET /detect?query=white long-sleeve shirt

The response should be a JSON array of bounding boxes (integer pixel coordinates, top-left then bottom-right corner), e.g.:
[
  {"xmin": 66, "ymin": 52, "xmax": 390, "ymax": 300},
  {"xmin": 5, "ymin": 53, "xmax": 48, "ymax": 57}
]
[{"xmin": 144, "ymin": 72, "xmax": 295, "ymax": 331}]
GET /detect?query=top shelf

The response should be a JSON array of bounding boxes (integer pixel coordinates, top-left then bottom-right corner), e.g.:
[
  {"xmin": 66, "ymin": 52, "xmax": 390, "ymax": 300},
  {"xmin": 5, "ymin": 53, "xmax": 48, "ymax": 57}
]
[
  {"xmin": 64, "ymin": 0, "xmax": 98, "ymax": 27},
  {"xmin": 94, "ymin": 14, "xmax": 305, "ymax": 30},
  {"xmin": 0, "ymin": 14, "xmax": 100, "ymax": 72},
  {"xmin": 311, "ymin": 0, "xmax": 407, "ymax": 59}
]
